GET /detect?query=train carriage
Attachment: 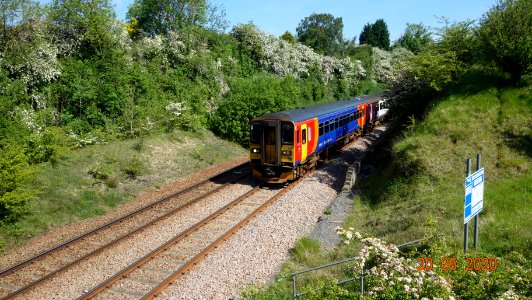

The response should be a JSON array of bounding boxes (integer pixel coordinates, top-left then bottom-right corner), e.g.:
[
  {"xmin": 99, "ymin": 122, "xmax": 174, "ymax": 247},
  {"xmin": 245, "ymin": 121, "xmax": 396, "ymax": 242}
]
[
  {"xmin": 250, "ymin": 98, "xmax": 359, "ymax": 182},
  {"xmin": 250, "ymin": 94, "xmax": 388, "ymax": 183}
]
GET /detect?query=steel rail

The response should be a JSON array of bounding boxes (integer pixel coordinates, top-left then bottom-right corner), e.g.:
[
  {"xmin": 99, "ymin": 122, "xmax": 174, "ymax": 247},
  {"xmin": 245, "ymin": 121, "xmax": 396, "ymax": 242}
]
[
  {"xmin": 78, "ymin": 185, "xmax": 263, "ymax": 300},
  {"xmin": 1, "ymin": 170, "xmax": 251, "ymax": 300},
  {"xmin": 143, "ymin": 176, "xmax": 305, "ymax": 300},
  {"xmin": 0, "ymin": 162, "xmax": 249, "ymax": 279}
]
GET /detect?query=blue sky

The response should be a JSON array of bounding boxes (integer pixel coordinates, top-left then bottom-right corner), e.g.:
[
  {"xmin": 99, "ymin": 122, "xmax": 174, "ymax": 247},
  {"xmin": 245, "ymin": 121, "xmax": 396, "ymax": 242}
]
[{"xmin": 43, "ymin": 0, "xmax": 497, "ymax": 41}]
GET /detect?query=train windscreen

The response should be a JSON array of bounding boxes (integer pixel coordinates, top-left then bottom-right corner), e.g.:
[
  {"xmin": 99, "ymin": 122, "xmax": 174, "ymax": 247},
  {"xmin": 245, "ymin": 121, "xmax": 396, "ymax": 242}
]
[
  {"xmin": 250, "ymin": 122, "xmax": 261, "ymax": 144},
  {"xmin": 281, "ymin": 122, "xmax": 294, "ymax": 145}
]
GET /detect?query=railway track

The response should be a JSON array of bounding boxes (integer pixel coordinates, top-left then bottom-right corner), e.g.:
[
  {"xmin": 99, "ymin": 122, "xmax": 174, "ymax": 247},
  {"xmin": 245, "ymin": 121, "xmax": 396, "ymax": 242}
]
[
  {"xmin": 78, "ymin": 176, "xmax": 304, "ymax": 299},
  {"xmin": 0, "ymin": 163, "xmax": 251, "ymax": 300}
]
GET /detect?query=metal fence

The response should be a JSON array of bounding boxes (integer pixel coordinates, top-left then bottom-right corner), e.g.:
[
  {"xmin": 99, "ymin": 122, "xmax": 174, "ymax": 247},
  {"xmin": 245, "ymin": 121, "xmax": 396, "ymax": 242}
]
[{"xmin": 290, "ymin": 237, "xmax": 432, "ymax": 299}]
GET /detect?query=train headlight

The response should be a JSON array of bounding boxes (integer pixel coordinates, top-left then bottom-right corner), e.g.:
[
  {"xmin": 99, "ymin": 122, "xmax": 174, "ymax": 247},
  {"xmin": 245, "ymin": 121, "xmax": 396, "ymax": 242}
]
[
  {"xmin": 252, "ymin": 148, "xmax": 261, "ymax": 153},
  {"xmin": 282, "ymin": 150, "xmax": 292, "ymax": 156}
]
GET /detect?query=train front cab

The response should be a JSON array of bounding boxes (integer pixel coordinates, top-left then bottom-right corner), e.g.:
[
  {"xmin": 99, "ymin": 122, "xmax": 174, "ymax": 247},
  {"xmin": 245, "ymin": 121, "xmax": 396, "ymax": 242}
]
[{"xmin": 249, "ymin": 120, "xmax": 295, "ymax": 183}]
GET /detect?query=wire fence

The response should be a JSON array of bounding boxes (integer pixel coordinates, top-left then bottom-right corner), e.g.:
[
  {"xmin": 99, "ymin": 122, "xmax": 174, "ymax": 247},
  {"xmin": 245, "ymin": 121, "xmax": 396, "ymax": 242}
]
[{"xmin": 290, "ymin": 237, "xmax": 435, "ymax": 299}]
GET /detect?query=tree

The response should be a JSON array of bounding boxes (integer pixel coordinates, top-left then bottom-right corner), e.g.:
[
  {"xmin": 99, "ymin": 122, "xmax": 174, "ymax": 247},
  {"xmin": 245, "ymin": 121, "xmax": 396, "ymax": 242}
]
[
  {"xmin": 280, "ymin": 30, "xmax": 296, "ymax": 44},
  {"xmin": 359, "ymin": 19, "xmax": 390, "ymax": 50},
  {"xmin": 296, "ymin": 13, "xmax": 344, "ymax": 56},
  {"xmin": 49, "ymin": 0, "xmax": 117, "ymax": 58},
  {"xmin": 436, "ymin": 19, "xmax": 477, "ymax": 65},
  {"xmin": 0, "ymin": 0, "xmax": 42, "ymax": 51},
  {"xmin": 478, "ymin": 0, "xmax": 532, "ymax": 83},
  {"xmin": 126, "ymin": 0, "xmax": 207, "ymax": 36},
  {"xmin": 397, "ymin": 23, "xmax": 432, "ymax": 53}
]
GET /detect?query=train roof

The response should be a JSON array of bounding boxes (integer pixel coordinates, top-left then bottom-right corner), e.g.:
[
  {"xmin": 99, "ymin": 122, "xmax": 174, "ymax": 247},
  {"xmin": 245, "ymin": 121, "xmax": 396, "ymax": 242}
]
[
  {"xmin": 362, "ymin": 92, "xmax": 385, "ymax": 104},
  {"xmin": 256, "ymin": 94, "xmax": 382, "ymax": 123}
]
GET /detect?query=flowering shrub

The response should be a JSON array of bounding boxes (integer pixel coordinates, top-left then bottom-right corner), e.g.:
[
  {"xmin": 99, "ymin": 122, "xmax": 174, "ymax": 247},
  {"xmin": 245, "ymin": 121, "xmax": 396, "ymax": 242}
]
[
  {"xmin": 165, "ymin": 102, "xmax": 184, "ymax": 117},
  {"xmin": 336, "ymin": 228, "xmax": 455, "ymax": 299},
  {"xmin": 231, "ymin": 24, "xmax": 366, "ymax": 84},
  {"xmin": 372, "ymin": 47, "xmax": 413, "ymax": 82},
  {"xmin": 3, "ymin": 38, "xmax": 61, "ymax": 88}
]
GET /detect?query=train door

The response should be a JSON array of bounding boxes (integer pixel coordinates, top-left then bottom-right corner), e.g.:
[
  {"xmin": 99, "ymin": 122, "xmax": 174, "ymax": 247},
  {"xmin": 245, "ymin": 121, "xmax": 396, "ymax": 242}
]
[
  {"xmin": 367, "ymin": 104, "xmax": 373, "ymax": 124},
  {"xmin": 261, "ymin": 120, "xmax": 281, "ymax": 165},
  {"xmin": 301, "ymin": 124, "xmax": 307, "ymax": 162}
]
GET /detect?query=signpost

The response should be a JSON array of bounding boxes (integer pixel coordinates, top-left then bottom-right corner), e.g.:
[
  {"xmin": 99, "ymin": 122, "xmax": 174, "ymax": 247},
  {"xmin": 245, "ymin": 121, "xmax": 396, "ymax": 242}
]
[
  {"xmin": 464, "ymin": 168, "xmax": 484, "ymax": 224},
  {"xmin": 464, "ymin": 154, "xmax": 483, "ymax": 252}
]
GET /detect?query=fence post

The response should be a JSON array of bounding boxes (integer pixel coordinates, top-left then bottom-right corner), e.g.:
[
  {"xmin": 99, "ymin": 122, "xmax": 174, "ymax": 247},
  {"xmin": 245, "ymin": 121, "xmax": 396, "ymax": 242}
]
[
  {"xmin": 292, "ymin": 275, "xmax": 297, "ymax": 300},
  {"xmin": 360, "ymin": 267, "xmax": 364, "ymax": 296},
  {"xmin": 474, "ymin": 153, "xmax": 481, "ymax": 248}
]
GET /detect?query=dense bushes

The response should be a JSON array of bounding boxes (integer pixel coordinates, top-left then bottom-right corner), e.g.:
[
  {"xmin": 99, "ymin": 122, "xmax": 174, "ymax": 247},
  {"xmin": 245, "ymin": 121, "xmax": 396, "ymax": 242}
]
[
  {"xmin": 0, "ymin": 144, "xmax": 36, "ymax": 222},
  {"xmin": 0, "ymin": 1, "xmax": 398, "ymax": 223}
]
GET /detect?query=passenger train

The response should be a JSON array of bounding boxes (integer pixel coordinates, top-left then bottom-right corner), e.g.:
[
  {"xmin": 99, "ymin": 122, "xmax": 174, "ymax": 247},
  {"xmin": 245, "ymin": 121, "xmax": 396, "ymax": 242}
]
[{"xmin": 249, "ymin": 94, "xmax": 388, "ymax": 183}]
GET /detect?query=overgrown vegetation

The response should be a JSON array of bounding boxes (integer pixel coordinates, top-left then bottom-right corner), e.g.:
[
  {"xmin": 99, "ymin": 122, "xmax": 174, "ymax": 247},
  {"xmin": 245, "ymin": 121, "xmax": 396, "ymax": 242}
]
[
  {"xmin": 0, "ymin": 130, "xmax": 245, "ymax": 251},
  {"xmin": 1, "ymin": 0, "xmax": 395, "ymax": 232},
  {"xmin": 242, "ymin": 0, "xmax": 531, "ymax": 298}
]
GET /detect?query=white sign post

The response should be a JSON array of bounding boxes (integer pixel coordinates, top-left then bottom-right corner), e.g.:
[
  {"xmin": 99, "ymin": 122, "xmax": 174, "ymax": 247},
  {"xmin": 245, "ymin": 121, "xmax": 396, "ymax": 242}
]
[
  {"xmin": 464, "ymin": 154, "xmax": 483, "ymax": 252},
  {"xmin": 464, "ymin": 168, "xmax": 484, "ymax": 224}
]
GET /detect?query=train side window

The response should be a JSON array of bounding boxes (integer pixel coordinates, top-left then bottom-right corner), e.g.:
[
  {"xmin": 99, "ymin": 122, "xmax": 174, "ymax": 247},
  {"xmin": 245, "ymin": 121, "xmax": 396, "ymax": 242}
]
[
  {"xmin": 296, "ymin": 129, "xmax": 300, "ymax": 144},
  {"xmin": 319, "ymin": 123, "xmax": 323, "ymax": 136},
  {"xmin": 302, "ymin": 129, "xmax": 307, "ymax": 144},
  {"xmin": 335, "ymin": 118, "xmax": 339, "ymax": 129}
]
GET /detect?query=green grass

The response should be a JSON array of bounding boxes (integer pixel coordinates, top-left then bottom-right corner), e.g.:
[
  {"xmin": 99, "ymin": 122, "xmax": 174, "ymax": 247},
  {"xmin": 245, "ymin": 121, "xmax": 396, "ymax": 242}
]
[
  {"xmin": 0, "ymin": 129, "xmax": 246, "ymax": 253},
  {"xmin": 242, "ymin": 72, "xmax": 531, "ymax": 299}
]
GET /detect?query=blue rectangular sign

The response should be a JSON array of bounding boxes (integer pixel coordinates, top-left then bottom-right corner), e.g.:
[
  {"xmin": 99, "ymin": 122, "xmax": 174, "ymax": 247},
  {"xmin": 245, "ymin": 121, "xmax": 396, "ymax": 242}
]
[{"xmin": 464, "ymin": 168, "xmax": 484, "ymax": 224}]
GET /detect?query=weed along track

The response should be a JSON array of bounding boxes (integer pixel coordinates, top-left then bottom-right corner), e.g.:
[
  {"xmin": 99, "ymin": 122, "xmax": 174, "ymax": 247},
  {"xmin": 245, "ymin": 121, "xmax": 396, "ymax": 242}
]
[
  {"xmin": 78, "ymin": 176, "xmax": 303, "ymax": 300},
  {"xmin": 0, "ymin": 163, "xmax": 250, "ymax": 300}
]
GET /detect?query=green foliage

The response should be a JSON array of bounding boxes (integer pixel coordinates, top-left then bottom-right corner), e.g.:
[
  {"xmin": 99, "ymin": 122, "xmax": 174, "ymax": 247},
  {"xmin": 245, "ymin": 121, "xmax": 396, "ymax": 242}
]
[
  {"xmin": 346, "ymin": 44, "xmax": 373, "ymax": 78},
  {"xmin": 0, "ymin": 144, "xmax": 35, "ymax": 222},
  {"xmin": 359, "ymin": 19, "xmax": 390, "ymax": 50},
  {"xmin": 302, "ymin": 280, "xmax": 359, "ymax": 300},
  {"xmin": 25, "ymin": 127, "xmax": 68, "ymax": 165},
  {"xmin": 209, "ymin": 75, "xmax": 299, "ymax": 146},
  {"xmin": 296, "ymin": 13, "xmax": 344, "ymax": 56},
  {"xmin": 291, "ymin": 237, "xmax": 321, "ymax": 265},
  {"xmin": 397, "ymin": 23, "xmax": 433, "ymax": 53},
  {"xmin": 49, "ymin": 0, "xmax": 118, "ymax": 59},
  {"xmin": 121, "ymin": 157, "xmax": 146, "ymax": 179},
  {"xmin": 127, "ymin": 0, "xmax": 207, "ymax": 36},
  {"xmin": 279, "ymin": 31, "xmax": 296, "ymax": 44},
  {"xmin": 387, "ymin": 47, "xmax": 464, "ymax": 119},
  {"xmin": 478, "ymin": 0, "xmax": 532, "ymax": 83},
  {"xmin": 436, "ymin": 19, "xmax": 478, "ymax": 65}
]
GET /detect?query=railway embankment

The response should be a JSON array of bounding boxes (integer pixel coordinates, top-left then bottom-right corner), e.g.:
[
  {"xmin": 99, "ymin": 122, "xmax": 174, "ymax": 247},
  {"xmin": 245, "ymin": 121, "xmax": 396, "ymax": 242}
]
[{"xmin": 246, "ymin": 73, "xmax": 531, "ymax": 299}]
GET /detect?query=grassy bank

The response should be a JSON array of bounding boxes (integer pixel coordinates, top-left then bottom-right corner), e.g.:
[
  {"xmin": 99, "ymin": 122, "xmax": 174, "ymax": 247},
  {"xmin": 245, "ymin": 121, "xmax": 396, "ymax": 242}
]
[
  {"xmin": 243, "ymin": 72, "xmax": 531, "ymax": 299},
  {"xmin": 0, "ymin": 130, "xmax": 246, "ymax": 253}
]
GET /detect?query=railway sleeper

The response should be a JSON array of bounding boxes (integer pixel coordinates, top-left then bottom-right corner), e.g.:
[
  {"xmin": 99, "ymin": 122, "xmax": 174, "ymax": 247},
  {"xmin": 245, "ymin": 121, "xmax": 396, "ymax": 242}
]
[
  {"xmin": 0, "ymin": 283, "xmax": 20, "ymax": 292},
  {"xmin": 108, "ymin": 286, "xmax": 147, "ymax": 298},
  {"xmin": 121, "ymin": 275, "xmax": 161, "ymax": 286}
]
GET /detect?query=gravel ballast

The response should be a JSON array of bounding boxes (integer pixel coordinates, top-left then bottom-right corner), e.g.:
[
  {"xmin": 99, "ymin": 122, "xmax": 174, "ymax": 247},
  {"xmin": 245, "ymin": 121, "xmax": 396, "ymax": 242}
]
[
  {"xmin": 1, "ymin": 127, "xmax": 386, "ymax": 299},
  {"xmin": 160, "ymin": 126, "xmax": 387, "ymax": 299}
]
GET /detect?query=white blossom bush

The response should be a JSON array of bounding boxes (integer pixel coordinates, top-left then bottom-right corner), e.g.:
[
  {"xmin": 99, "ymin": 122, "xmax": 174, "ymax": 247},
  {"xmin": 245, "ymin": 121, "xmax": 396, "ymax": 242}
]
[
  {"xmin": 134, "ymin": 35, "xmax": 164, "ymax": 60},
  {"xmin": 14, "ymin": 107, "xmax": 41, "ymax": 133},
  {"xmin": 3, "ymin": 39, "xmax": 61, "ymax": 88},
  {"xmin": 231, "ymin": 24, "xmax": 366, "ymax": 84},
  {"xmin": 336, "ymin": 228, "xmax": 455, "ymax": 299},
  {"xmin": 165, "ymin": 102, "xmax": 184, "ymax": 117},
  {"xmin": 372, "ymin": 47, "xmax": 413, "ymax": 82}
]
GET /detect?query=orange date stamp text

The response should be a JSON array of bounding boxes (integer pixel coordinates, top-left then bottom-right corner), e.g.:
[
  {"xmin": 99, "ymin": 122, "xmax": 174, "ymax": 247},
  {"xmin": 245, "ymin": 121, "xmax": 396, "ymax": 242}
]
[{"xmin": 416, "ymin": 257, "xmax": 498, "ymax": 271}]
